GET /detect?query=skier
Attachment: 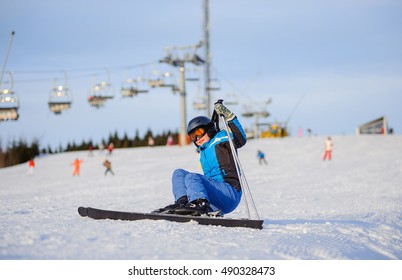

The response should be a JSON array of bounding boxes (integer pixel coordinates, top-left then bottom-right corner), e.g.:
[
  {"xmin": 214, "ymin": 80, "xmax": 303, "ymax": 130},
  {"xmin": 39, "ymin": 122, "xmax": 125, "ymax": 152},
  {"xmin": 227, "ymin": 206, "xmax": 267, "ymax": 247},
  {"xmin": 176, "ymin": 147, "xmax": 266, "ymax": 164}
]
[
  {"xmin": 148, "ymin": 136, "xmax": 155, "ymax": 147},
  {"xmin": 71, "ymin": 158, "xmax": 83, "ymax": 176},
  {"xmin": 103, "ymin": 159, "xmax": 115, "ymax": 176},
  {"xmin": 154, "ymin": 102, "xmax": 247, "ymax": 216},
  {"xmin": 166, "ymin": 135, "xmax": 174, "ymax": 146},
  {"xmin": 27, "ymin": 158, "xmax": 35, "ymax": 176},
  {"xmin": 257, "ymin": 150, "xmax": 268, "ymax": 165},
  {"xmin": 323, "ymin": 136, "xmax": 334, "ymax": 161},
  {"xmin": 107, "ymin": 143, "xmax": 114, "ymax": 156}
]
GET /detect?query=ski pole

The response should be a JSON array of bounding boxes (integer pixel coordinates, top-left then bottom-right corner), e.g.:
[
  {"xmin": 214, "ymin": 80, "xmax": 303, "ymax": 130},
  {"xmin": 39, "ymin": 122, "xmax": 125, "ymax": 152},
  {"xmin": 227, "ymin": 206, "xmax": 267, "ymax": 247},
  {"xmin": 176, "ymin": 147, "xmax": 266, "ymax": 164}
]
[
  {"xmin": 220, "ymin": 115, "xmax": 260, "ymax": 220},
  {"xmin": 216, "ymin": 100, "xmax": 260, "ymax": 220}
]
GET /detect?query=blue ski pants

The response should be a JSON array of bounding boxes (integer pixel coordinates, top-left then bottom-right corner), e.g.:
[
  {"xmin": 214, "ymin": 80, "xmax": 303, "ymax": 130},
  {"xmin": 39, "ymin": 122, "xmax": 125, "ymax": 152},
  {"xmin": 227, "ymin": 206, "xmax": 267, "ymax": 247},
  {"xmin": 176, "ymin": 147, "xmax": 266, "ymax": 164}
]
[{"xmin": 172, "ymin": 168, "xmax": 242, "ymax": 214}]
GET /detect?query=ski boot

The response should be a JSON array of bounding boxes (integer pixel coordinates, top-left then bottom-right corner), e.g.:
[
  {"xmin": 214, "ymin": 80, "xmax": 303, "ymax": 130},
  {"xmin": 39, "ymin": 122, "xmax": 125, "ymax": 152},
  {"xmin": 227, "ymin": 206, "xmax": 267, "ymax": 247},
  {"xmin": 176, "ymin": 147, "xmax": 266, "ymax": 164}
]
[
  {"xmin": 173, "ymin": 198, "xmax": 211, "ymax": 216},
  {"xmin": 152, "ymin": 196, "xmax": 188, "ymax": 214}
]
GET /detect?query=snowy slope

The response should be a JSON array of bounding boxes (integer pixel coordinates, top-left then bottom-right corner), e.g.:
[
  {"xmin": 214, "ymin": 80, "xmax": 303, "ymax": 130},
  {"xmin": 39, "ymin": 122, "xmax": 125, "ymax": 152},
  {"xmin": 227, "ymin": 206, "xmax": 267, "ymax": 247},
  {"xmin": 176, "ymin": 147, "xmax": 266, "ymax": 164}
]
[{"xmin": 0, "ymin": 135, "xmax": 401, "ymax": 260}]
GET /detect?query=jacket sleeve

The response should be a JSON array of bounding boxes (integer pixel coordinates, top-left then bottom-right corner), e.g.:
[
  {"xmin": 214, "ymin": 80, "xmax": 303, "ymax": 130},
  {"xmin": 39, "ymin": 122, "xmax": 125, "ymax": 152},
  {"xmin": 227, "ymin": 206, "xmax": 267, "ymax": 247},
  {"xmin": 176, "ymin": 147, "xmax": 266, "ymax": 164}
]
[{"xmin": 228, "ymin": 117, "xmax": 247, "ymax": 148}]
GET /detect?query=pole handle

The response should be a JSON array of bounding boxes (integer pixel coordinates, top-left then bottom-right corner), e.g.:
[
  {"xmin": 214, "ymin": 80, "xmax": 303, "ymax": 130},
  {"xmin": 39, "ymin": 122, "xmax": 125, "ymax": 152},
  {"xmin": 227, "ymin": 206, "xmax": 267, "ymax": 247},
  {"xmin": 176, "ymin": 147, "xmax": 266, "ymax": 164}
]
[{"xmin": 211, "ymin": 99, "xmax": 224, "ymax": 132}]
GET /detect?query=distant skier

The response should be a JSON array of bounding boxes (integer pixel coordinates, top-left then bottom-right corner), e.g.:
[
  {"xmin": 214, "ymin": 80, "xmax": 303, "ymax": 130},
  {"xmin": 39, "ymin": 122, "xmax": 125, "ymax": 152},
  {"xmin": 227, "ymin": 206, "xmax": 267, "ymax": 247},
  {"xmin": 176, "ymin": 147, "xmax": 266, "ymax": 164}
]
[
  {"xmin": 154, "ymin": 102, "xmax": 247, "ymax": 216},
  {"xmin": 257, "ymin": 150, "xmax": 268, "ymax": 165},
  {"xmin": 323, "ymin": 137, "xmax": 334, "ymax": 161},
  {"xmin": 27, "ymin": 158, "xmax": 35, "ymax": 176},
  {"xmin": 166, "ymin": 135, "xmax": 174, "ymax": 146},
  {"xmin": 148, "ymin": 136, "xmax": 155, "ymax": 147},
  {"xmin": 71, "ymin": 158, "xmax": 83, "ymax": 176},
  {"xmin": 298, "ymin": 127, "xmax": 303, "ymax": 137},
  {"xmin": 107, "ymin": 143, "xmax": 114, "ymax": 156},
  {"xmin": 103, "ymin": 159, "xmax": 115, "ymax": 176}
]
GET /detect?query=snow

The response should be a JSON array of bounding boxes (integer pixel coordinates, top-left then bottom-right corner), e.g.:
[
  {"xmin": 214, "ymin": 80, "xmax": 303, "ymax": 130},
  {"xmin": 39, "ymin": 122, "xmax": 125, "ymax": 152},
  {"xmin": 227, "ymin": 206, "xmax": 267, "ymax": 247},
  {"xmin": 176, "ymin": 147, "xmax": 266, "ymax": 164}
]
[{"xmin": 0, "ymin": 135, "xmax": 401, "ymax": 260}]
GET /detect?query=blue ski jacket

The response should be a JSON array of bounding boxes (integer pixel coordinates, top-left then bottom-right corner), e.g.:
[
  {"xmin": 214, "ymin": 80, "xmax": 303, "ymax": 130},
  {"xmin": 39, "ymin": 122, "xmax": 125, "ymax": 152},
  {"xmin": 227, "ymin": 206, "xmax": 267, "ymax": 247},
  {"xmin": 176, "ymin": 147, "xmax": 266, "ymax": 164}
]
[{"xmin": 198, "ymin": 117, "xmax": 247, "ymax": 191}]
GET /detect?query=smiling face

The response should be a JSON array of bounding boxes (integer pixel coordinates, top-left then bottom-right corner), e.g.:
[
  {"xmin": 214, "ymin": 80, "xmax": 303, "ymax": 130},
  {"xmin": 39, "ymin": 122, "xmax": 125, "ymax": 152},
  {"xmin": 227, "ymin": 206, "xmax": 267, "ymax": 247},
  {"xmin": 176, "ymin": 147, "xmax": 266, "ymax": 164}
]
[
  {"xmin": 188, "ymin": 126, "xmax": 212, "ymax": 146},
  {"xmin": 189, "ymin": 127, "xmax": 206, "ymax": 140},
  {"xmin": 194, "ymin": 132, "xmax": 211, "ymax": 146}
]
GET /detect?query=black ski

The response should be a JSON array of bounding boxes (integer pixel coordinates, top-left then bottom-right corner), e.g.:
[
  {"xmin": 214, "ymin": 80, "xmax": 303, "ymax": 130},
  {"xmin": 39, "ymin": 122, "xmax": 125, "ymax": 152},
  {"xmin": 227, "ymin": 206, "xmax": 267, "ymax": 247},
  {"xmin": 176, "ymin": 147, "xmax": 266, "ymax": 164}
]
[{"xmin": 78, "ymin": 207, "xmax": 264, "ymax": 229}]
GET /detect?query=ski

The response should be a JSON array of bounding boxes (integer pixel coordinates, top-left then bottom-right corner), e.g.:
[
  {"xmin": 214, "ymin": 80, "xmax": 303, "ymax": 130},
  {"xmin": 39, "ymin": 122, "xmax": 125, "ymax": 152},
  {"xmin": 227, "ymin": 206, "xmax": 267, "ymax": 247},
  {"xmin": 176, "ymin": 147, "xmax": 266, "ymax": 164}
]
[{"xmin": 78, "ymin": 207, "xmax": 264, "ymax": 229}]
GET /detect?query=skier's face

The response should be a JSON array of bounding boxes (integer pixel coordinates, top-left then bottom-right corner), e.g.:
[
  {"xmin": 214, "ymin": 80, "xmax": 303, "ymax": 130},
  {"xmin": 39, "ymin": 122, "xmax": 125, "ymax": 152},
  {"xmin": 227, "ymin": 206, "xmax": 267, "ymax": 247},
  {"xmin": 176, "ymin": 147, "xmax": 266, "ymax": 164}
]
[
  {"xmin": 195, "ymin": 132, "xmax": 210, "ymax": 146},
  {"xmin": 189, "ymin": 126, "xmax": 207, "ymax": 141}
]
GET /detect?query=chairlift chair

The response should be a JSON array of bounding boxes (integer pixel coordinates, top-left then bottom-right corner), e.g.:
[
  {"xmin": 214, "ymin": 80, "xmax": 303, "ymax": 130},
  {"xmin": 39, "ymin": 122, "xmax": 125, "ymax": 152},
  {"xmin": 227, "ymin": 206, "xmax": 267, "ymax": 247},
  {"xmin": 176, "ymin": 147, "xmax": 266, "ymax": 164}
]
[
  {"xmin": 147, "ymin": 69, "xmax": 164, "ymax": 88},
  {"xmin": 48, "ymin": 72, "xmax": 73, "ymax": 114},
  {"xmin": 193, "ymin": 101, "xmax": 207, "ymax": 110},
  {"xmin": 241, "ymin": 112, "xmax": 253, "ymax": 118},
  {"xmin": 0, "ymin": 108, "xmax": 19, "ymax": 121},
  {"xmin": 121, "ymin": 77, "xmax": 149, "ymax": 97},
  {"xmin": 159, "ymin": 72, "xmax": 177, "ymax": 89},
  {"xmin": 0, "ymin": 89, "xmax": 19, "ymax": 121},
  {"xmin": 207, "ymin": 78, "xmax": 221, "ymax": 91},
  {"xmin": 191, "ymin": 71, "xmax": 207, "ymax": 110},
  {"xmin": 87, "ymin": 95, "xmax": 107, "ymax": 109},
  {"xmin": 48, "ymin": 85, "xmax": 72, "ymax": 114},
  {"xmin": 241, "ymin": 110, "xmax": 269, "ymax": 119},
  {"xmin": 224, "ymin": 92, "xmax": 239, "ymax": 106},
  {"xmin": 148, "ymin": 79, "xmax": 164, "ymax": 88},
  {"xmin": 148, "ymin": 71, "xmax": 176, "ymax": 89},
  {"xmin": 0, "ymin": 72, "xmax": 20, "ymax": 121},
  {"xmin": 88, "ymin": 80, "xmax": 114, "ymax": 108},
  {"xmin": 171, "ymin": 85, "xmax": 180, "ymax": 94},
  {"xmin": 186, "ymin": 67, "xmax": 201, "ymax": 82},
  {"xmin": 192, "ymin": 94, "xmax": 208, "ymax": 110}
]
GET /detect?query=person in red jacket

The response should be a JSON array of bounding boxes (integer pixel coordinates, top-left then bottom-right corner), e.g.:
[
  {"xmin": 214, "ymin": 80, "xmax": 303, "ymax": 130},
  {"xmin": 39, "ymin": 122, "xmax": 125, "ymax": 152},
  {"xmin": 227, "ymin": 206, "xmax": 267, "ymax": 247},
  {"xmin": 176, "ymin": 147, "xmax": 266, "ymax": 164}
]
[
  {"xmin": 107, "ymin": 143, "xmax": 114, "ymax": 156},
  {"xmin": 27, "ymin": 158, "xmax": 35, "ymax": 176},
  {"xmin": 323, "ymin": 137, "xmax": 334, "ymax": 161}
]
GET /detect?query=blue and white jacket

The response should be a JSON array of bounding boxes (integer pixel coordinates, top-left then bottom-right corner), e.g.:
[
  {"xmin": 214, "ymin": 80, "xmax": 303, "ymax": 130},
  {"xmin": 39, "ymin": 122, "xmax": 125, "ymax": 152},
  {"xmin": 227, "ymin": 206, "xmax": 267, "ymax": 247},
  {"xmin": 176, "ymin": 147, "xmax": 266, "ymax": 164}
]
[{"xmin": 198, "ymin": 117, "xmax": 247, "ymax": 191}]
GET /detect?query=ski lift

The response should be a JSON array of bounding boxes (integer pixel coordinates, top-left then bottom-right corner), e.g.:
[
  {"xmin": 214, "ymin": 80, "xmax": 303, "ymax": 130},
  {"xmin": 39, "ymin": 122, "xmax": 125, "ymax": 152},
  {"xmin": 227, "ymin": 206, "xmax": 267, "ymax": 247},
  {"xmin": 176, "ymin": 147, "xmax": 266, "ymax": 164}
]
[
  {"xmin": 121, "ymin": 77, "xmax": 149, "ymax": 97},
  {"xmin": 193, "ymin": 97, "xmax": 207, "ymax": 110},
  {"xmin": 207, "ymin": 78, "xmax": 221, "ymax": 91},
  {"xmin": 0, "ymin": 72, "xmax": 19, "ymax": 121},
  {"xmin": 121, "ymin": 68, "xmax": 149, "ymax": 97},
  {"xmin": 193, "ymin": 90, "xmax": 208, "ymax": 110},
  {"xmin": 148, "ymin": 78, "xmax": 164, "ymax": 88},
  {"xmin": 48, "ymin": 85, "xmax": 72, "ymax": 114},
  {"xmin": 185, "ymin": 42, "xmax": 205, "ymax": 66},
  {"xmin": 171, "ymin": 85, "xmax": 180, "ymax": 94},
  {"xmin": 88, "ymin": 82, "xmax": 114, "ymax": 108},
  {"xmin": 241, "ymin": 100, "xmax": 270, "ymax": 118},
  {"xmin": 0, "ymin": 89, "xmax": 19, "ymax": 121},
  {"xmin": 159, "ymin": 71, "xmax": 177, "ymax": 89},
  {"xmin": 224, "ymin": 92, "xmax": 239, "ymax": 106},
  {"xmin": 48, "ymin": 72, "xmax": 72, "ymax": 114},
  {"xmin": 87, "ymin": 95, "xmax": 107, "ymax": 109},
  {"xmin": 88, "ymin": 70, "xmax": 114, "ymax": 108},
  {"xmin": 148, "ymin": 70, "xmax": 178, "ymax": 91},
  {"xmin": 147, "ymin": 69, "xmax": 164, "ymax": 88},
  {"xmin": 186, "ymin": 67, "xmax": 201, "ymax": 82},
  {"xmin": 190, "ymin": 70, "xmax": 207, "ymax": 110}
]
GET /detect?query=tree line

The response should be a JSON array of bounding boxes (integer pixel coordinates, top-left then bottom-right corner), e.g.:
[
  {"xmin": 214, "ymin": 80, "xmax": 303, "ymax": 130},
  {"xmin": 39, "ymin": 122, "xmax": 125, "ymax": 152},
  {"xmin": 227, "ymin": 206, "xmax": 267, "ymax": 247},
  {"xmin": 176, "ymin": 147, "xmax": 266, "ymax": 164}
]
[{"xmin": 0, "ymin": 129, "xmax": 178, "ymax": 168}]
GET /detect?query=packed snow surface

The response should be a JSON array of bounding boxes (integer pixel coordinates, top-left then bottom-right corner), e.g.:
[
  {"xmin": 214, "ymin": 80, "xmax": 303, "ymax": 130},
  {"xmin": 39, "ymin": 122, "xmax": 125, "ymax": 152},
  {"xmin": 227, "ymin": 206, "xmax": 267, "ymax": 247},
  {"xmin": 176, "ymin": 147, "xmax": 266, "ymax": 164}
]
[{"xmin": 0, "ymin": 135, "xmax": 401, "ymax": 260}]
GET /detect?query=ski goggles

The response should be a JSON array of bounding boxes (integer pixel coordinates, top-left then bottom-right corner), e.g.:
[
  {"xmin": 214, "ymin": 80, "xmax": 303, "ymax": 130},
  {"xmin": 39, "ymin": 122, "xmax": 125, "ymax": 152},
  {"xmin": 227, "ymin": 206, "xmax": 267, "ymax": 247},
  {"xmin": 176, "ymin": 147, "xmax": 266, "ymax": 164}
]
[{"xmin": 189, "ymin": 127, "xmax": 207, "ymax": 141}]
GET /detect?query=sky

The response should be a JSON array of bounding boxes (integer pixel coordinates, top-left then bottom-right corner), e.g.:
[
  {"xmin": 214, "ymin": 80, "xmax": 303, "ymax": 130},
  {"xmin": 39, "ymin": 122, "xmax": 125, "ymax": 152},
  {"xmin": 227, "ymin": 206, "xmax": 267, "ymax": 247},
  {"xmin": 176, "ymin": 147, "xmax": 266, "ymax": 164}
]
[{"xmin": 1, "ymin": 0, "xmax": 401, "ymax": 149}]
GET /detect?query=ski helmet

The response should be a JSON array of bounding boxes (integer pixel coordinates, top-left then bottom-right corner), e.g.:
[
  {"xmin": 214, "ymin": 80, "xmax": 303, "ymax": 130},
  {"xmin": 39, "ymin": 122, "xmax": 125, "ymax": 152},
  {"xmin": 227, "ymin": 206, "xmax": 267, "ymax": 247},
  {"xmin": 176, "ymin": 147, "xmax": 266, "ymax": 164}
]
[{"xmin": 187, "ymin": 116, "xmax": 217, "ymax": 140}]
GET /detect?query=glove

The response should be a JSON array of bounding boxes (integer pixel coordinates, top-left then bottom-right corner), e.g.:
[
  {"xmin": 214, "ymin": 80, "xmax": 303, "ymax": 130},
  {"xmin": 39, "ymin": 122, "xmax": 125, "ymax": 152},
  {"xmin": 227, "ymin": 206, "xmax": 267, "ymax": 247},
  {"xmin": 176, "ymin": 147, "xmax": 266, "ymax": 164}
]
[{"xmin": 214, "ymin": 103, "xmax": 235, "ymax": 121}]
